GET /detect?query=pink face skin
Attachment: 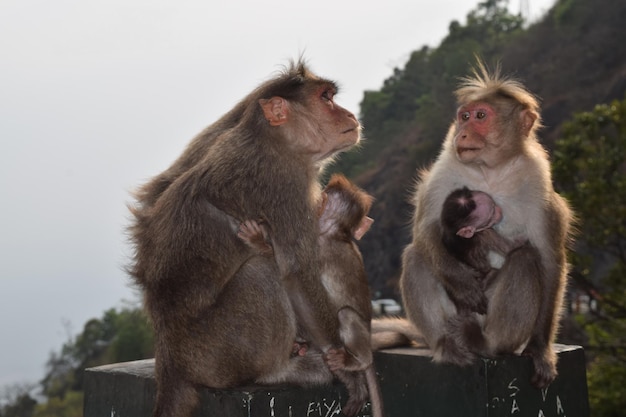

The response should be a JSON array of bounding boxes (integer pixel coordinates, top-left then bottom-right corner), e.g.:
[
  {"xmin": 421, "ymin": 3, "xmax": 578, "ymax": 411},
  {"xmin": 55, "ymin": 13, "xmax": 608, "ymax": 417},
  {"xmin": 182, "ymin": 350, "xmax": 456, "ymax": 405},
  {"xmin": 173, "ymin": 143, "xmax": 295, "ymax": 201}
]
[
  {"xmin": 470, "ymin": 191, "xmax": 502, "ymax": 232},
  {"xmin": 454, "ymin": 102, "xmax": 496, "ymax": 163}
]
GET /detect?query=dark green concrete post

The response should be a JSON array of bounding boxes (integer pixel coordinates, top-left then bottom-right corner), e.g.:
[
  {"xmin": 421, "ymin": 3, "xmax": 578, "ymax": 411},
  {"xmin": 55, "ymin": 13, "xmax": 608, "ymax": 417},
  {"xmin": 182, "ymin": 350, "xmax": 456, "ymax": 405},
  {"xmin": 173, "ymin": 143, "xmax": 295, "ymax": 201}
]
[{"xmin": 84, "ymin": 344, "xmax": 589, "ymax": 417}]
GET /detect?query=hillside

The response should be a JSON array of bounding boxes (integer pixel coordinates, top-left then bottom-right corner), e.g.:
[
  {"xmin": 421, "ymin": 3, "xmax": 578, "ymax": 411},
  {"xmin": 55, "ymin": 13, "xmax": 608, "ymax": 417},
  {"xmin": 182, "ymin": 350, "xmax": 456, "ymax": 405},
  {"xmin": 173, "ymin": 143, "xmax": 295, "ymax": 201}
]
[{"xmin": 339, "ymin": 0, "xmax": 626, "ymax": 297}]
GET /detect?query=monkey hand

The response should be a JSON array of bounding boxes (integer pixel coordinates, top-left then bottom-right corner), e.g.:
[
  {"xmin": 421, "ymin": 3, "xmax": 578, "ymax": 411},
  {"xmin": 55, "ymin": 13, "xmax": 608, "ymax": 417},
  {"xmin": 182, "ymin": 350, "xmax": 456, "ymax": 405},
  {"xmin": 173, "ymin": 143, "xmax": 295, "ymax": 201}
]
[
  {"xmin": 237, "ymin": 220, "xmax": 273, "ymax": 255},
  {"xmin": 323, "ymin": 347, "xmax": 348, "ymax": 372},
  {"xmin": 446, "ymin": 281, "xmax": 488, "ymax": 315}
]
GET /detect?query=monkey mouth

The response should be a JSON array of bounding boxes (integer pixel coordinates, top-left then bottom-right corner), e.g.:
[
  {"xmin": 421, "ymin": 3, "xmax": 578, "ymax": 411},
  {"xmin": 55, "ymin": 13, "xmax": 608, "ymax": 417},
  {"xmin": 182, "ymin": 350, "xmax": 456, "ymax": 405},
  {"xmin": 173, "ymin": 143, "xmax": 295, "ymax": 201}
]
[
  {"xmin": 458, "ymin": 147, "xmax": 480, "ymax": 153},
  {"xmin": 457, "ymin": 147, "xmax": 482, "ymax": 157}
]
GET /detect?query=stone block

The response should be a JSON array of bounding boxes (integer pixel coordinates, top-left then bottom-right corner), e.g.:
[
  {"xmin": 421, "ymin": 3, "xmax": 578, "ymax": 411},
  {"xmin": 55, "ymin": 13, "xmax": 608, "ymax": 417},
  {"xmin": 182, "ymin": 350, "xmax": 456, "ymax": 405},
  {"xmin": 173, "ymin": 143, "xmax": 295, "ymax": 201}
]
[{"xmin": 83, "ymin": 344, "xmax": 589, "ymax": 417}]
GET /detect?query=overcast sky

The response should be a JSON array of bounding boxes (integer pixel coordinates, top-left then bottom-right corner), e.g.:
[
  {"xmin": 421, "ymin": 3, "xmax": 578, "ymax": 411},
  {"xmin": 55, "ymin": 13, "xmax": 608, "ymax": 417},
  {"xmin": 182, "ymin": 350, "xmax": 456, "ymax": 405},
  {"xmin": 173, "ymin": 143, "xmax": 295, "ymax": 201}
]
[{"xmin": 0, "ymin": 0, "xmax": 555, "ymax": 388}]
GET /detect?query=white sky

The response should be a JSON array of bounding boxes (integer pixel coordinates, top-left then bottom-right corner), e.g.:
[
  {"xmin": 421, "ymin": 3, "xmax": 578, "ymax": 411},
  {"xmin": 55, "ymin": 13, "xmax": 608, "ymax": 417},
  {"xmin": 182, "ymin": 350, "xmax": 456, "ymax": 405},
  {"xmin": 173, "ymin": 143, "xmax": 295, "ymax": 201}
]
[{"xmin": 0, "ymin": 0, "xmax": 555, "ymax": 388}]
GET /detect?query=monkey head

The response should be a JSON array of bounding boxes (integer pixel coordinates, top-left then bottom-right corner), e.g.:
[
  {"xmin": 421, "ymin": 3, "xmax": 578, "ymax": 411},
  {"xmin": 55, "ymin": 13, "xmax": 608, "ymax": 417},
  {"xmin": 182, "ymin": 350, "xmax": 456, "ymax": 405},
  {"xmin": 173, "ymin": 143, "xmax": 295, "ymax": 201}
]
[
  {"xmin": 457, "ymin": 190, "xmax": 502, "ymax": 238},
  {"xmin": 259, "ymin": 83, "xmax": 361, "ymax": 162},
  {"xmin": 442, "ymin": 187, "xmax": 502, "ymax": 239},
  {"xmin": 450, "ymin": 62, "xmax": 541, "ymax": 168}
]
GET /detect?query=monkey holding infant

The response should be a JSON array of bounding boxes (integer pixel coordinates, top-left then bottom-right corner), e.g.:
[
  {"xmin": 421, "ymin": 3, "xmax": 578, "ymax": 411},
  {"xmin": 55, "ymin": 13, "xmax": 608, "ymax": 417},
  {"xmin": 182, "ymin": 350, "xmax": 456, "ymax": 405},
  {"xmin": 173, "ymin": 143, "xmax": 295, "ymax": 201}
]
[
  {"xmin": 128, "ymin": 61, "xmax": 380, "ymax": 417},
  {"xmin": 375, "ymin": 61, "xmax": 574, "ymax": 389}
]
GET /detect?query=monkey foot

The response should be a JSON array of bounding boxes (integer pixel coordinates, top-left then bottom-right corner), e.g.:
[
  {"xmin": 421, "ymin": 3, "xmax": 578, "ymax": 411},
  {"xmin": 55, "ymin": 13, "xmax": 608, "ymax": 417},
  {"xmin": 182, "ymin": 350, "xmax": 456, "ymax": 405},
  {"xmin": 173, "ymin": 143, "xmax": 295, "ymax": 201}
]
[
  {"xmin": 291, "ymin": 341, "xmax": 309, "ymax": 357},
  {"xmin": 523, "ymin": 348, "xmax": 557, "ymax": 388},
  {"xmin": 435, "ymin": 333, "xmax": 476, "ymax": 366}
]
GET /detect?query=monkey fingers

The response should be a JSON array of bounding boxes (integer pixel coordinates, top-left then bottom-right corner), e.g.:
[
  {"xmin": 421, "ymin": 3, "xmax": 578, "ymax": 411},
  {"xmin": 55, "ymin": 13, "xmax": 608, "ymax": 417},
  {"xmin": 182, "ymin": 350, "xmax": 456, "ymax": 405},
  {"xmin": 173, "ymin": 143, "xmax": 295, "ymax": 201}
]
[
  {"xmin": 237, "ymin": 220, "xmax": 273, "ymax": 255},
  {"xmin": 237, "ymin": 220, "xmax": 261, "ymax": 240},
  {"xmin": 324, "ymin": 347, "xmax": 348, "ymax": 372},
  {"xmin": 521, "ymin": 345, "xmax": 557, "ymax": 388},
  {"xmin": 291, "ymin": 341, "xmax": 309, "ymax": 357}
]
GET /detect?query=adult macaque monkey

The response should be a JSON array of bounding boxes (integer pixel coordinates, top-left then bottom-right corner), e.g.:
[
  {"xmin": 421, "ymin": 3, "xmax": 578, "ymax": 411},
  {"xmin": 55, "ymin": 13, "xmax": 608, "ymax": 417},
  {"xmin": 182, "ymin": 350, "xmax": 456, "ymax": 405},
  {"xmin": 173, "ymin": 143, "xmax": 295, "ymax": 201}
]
[
  {"xmin": 441, "ymin": 186, "xmax": 525, "ymax": 283},
  {"xmin": 129, "ymin": 60, "xmax": 362, "ymax": 417},
  {"xmin": 239, "ymin": 174, "xmax": 384, "ymax": 417},
  {"xmin": 377, "ymin": 61, "xmax": 573, "ymax": 388}
]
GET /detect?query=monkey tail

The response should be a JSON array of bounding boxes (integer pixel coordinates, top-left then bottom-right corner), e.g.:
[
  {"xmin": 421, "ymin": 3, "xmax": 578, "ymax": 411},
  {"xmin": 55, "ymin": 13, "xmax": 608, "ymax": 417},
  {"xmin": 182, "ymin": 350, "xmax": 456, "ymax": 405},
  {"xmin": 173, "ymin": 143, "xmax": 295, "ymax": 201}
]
[
  {"xmin": 365, "ymin": 365, "xmax": 386, "ymax": 417},
  {"xmin": 370, "ymin": 317, "xmax": 427, "ymax": 350}
]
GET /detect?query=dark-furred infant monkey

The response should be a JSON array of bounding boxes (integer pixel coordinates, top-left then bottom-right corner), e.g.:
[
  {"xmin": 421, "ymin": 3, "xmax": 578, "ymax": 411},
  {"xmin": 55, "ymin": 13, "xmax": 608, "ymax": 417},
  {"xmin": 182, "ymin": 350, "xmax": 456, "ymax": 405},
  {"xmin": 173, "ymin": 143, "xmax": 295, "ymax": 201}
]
[
  {"xmin": 441, "ymin": 186, "xmax": 526, "ymax": 285},
  {"xmin": 239, "ymin": 173, "xmax": 384, "ymax": 417}
]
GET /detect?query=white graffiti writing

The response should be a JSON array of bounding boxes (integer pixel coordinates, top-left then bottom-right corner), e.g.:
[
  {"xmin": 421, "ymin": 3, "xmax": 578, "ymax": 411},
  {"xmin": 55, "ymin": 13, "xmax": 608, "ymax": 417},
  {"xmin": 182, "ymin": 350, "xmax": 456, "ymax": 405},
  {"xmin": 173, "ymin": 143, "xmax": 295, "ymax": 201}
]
[
  {"xmin": 509, "ymin": 378, "xmax": 520, "ymax": 414},
  {"xmin": 305, "ymin": 399, "xmax": 342, "ymax": 417},
  {"xmin": 556, "ymin": 395, "xmax": 565, "ymax": 416}
]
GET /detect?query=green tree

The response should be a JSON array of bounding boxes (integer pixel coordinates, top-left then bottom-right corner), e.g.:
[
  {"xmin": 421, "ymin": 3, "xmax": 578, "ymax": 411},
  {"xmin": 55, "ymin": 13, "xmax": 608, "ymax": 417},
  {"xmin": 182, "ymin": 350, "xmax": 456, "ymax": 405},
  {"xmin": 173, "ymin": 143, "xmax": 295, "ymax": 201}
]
[
  {"xmin": 335, "ymin": 0, "xmax": 526, "ymax": 179},
  {"xmin": 37, "ymin": 305, "xmax": 154, "ymax": 416},
  {"xmin": 553, "ymin": 97, "xmax": 626, "ymax": 416},
  {"xmin": 0, "ymin": 384, "xmax": 37, "ymax": 417},
  {"xmin": 0, "ymin": 395, "xmax": 36, "ymax": 417},
  {"xmin": 33, "ymin": 391, "xmax": 83, "ymax": 417}
]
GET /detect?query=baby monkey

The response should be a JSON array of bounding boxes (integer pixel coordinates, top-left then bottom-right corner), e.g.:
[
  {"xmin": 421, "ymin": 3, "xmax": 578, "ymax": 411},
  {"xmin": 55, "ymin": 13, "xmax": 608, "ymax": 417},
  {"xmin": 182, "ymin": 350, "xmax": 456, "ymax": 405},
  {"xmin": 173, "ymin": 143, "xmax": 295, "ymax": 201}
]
[
  {"xmin": 238, "ymin": 174, "xmax": 383, "ymax": 417},
  {"xmin": 441, "ymin": 187, "xmax": 525, "ymax": 283}
]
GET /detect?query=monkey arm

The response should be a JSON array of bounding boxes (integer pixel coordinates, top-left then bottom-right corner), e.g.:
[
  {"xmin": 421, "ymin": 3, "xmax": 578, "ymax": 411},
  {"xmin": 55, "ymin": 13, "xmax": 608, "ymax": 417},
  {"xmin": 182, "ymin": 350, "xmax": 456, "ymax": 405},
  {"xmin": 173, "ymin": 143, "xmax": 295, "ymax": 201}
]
[
  {"xmin": 281, "ymin": 268, "xmax": 341, "ymax": 350},
  {"xmin": 522, "ymin": 195, "xmax": 571, "ymax": 387},
  {"xmin": 423, "ymin": 223, "xmax": 488, "ymax": 314},
  {"xmin": 269, "ymin": 213, "xmax": 342, "ymax": 351}
]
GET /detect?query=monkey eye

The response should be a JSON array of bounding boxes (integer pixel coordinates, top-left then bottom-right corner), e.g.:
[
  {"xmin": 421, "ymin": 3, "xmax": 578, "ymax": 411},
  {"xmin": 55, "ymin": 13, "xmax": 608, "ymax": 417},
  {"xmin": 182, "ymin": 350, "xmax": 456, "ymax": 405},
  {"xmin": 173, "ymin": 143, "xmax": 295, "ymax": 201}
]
[
  {"xmin": 460, "ymin": 111, "xmax": 470, "ymax": 121},
  {"xmin": 476, "ymin": 110, "xmax": 487, "ymax": 119},
  {"xmin": 321, "ymin": 89, "xmax": 335, "ymax": 102}
]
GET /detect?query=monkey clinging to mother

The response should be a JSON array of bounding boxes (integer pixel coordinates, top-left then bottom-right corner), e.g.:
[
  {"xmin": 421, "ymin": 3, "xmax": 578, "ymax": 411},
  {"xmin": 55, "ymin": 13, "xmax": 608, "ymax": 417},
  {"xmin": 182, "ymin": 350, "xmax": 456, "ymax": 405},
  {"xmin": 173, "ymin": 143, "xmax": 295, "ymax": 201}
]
[
  {"xmin": 128, "ymin": 60, "xmax": 368, "ymax": 417},
  {"xmin": 374, "ymin": 61, "xmax": 574, "ymax": 389},
  {"xmin": 127, "ymin": 55, "xmax": 575, "ymax": 417}
]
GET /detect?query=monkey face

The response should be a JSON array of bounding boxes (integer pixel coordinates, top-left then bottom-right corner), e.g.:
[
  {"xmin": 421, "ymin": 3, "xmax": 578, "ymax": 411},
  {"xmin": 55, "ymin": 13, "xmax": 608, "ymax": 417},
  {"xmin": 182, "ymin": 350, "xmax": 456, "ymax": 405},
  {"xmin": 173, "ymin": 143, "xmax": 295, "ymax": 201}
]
[
  {"xmin": 453, "ymin": 102, "xmax": 497, "ymax": 164},
  {"xmin": 304, "ymin": 85, "xmax": 361, "ymax": 159}
]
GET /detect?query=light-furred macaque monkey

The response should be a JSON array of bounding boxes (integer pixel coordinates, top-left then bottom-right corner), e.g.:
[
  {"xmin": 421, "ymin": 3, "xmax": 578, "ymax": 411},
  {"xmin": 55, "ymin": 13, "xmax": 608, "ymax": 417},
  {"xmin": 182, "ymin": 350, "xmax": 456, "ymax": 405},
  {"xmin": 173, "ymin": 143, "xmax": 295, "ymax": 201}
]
[
  {"xmin": 441, "ymin": 186, "xmax": 526, "ymax": 286},
  {"xmin": 239, "ymin": 174, "xmax": 385, "ymax": 417},
  {"xmin": 129, "ymin": 60, "xmax": 363, "ymax": 417},
  {"xmin": 374, "ymin": 60, "xmax": 573, "ymax": 389}
]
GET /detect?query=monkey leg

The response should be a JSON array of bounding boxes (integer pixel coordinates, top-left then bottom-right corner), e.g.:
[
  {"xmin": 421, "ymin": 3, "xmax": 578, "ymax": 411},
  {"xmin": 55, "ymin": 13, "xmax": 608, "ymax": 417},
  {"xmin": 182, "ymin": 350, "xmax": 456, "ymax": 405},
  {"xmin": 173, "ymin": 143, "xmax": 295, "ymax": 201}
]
[
  {"xmin": 482, "ymin": 245, "xmax": 548, "ymax": 383},
  {"xmin": 326, "ymin": 307, "xmax": 373, "ymax": 372},
  {"xmin": 153, "ymin": 257, "xmax": 301, "ymax": 395},
  {"xmin": 400, "ymin": 245, "xmax": 475, "ymax": 365},
  {"xmin": 256, "ymin": 349, "xmax": 334, "ymax": 386}
]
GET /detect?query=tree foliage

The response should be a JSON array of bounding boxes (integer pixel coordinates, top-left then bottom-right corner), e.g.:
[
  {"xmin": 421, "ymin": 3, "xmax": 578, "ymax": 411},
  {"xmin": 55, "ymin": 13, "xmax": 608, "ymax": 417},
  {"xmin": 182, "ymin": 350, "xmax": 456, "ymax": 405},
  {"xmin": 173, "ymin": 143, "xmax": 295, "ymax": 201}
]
[
  {"xmin": 2, "ymin": 0, "xmax": 626, "ymax": 415},
  {"xmin": 0, "ymin": 305, "xmax": 155, "ymax": 417},
  {"xmin": 0, "ymin": 384, "xmax": 37, "ymax": 417},
  {"xmin": 553, "ymin": 97, "xmax": 626, "ymax": 416},
  {"xmin": 331, "ymin": 0, "xmax": 525, "ymax": 179}
]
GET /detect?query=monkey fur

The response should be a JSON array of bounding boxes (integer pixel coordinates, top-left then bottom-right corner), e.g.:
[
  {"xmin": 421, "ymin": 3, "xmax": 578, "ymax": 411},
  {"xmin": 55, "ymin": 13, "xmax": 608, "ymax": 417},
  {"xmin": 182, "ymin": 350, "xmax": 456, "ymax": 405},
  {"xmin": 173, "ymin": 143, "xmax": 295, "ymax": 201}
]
[
  {"xmin": 373, "ymin": 61, "xmax": 573, "ymax": 389},
  {"xmin": 128, "ymin": 60, "xmax": 362, "ymax": 417}
]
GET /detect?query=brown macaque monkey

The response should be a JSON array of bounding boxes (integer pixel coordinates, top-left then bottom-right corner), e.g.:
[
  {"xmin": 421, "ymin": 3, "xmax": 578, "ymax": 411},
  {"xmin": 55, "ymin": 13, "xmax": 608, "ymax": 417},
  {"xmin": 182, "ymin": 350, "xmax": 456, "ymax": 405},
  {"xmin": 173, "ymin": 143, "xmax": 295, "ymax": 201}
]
[
  {"xmin": 441, "ymin": 186, "xmax": 525, "ymax": 284},
  {"xmin": 239, "ymin": 174, "xmax": 384, "ymax": 417},
  {"xmin": 373, "ymin": 61, "xmax": 573, "ymax": 388},
  {"xmin": 128, "ymin": 60, "xmax": 362, "ymax": 417}
]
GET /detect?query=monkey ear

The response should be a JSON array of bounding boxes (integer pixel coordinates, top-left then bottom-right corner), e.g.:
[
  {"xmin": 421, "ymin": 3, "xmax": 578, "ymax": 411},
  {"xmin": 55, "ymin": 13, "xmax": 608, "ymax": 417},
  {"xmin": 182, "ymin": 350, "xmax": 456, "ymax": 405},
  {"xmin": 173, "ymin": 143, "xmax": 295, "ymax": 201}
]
[
  {"xmin": 317, "ymin": 192, "xmax": 328, "ymax": 217},
  {"xmin": 259, "ymin": 97, "xmax": 289, "ymax": 126},
  {"xmin": 456, "ymin": 226, "xmax": 476, "ymax": 239},
  {"xmin": 520, "ymin": 109, "xmax": 537, "ymax": 136},
  {"xmin": 353, "ymin": 216, "xmax": 374, "ymax": 241}
]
